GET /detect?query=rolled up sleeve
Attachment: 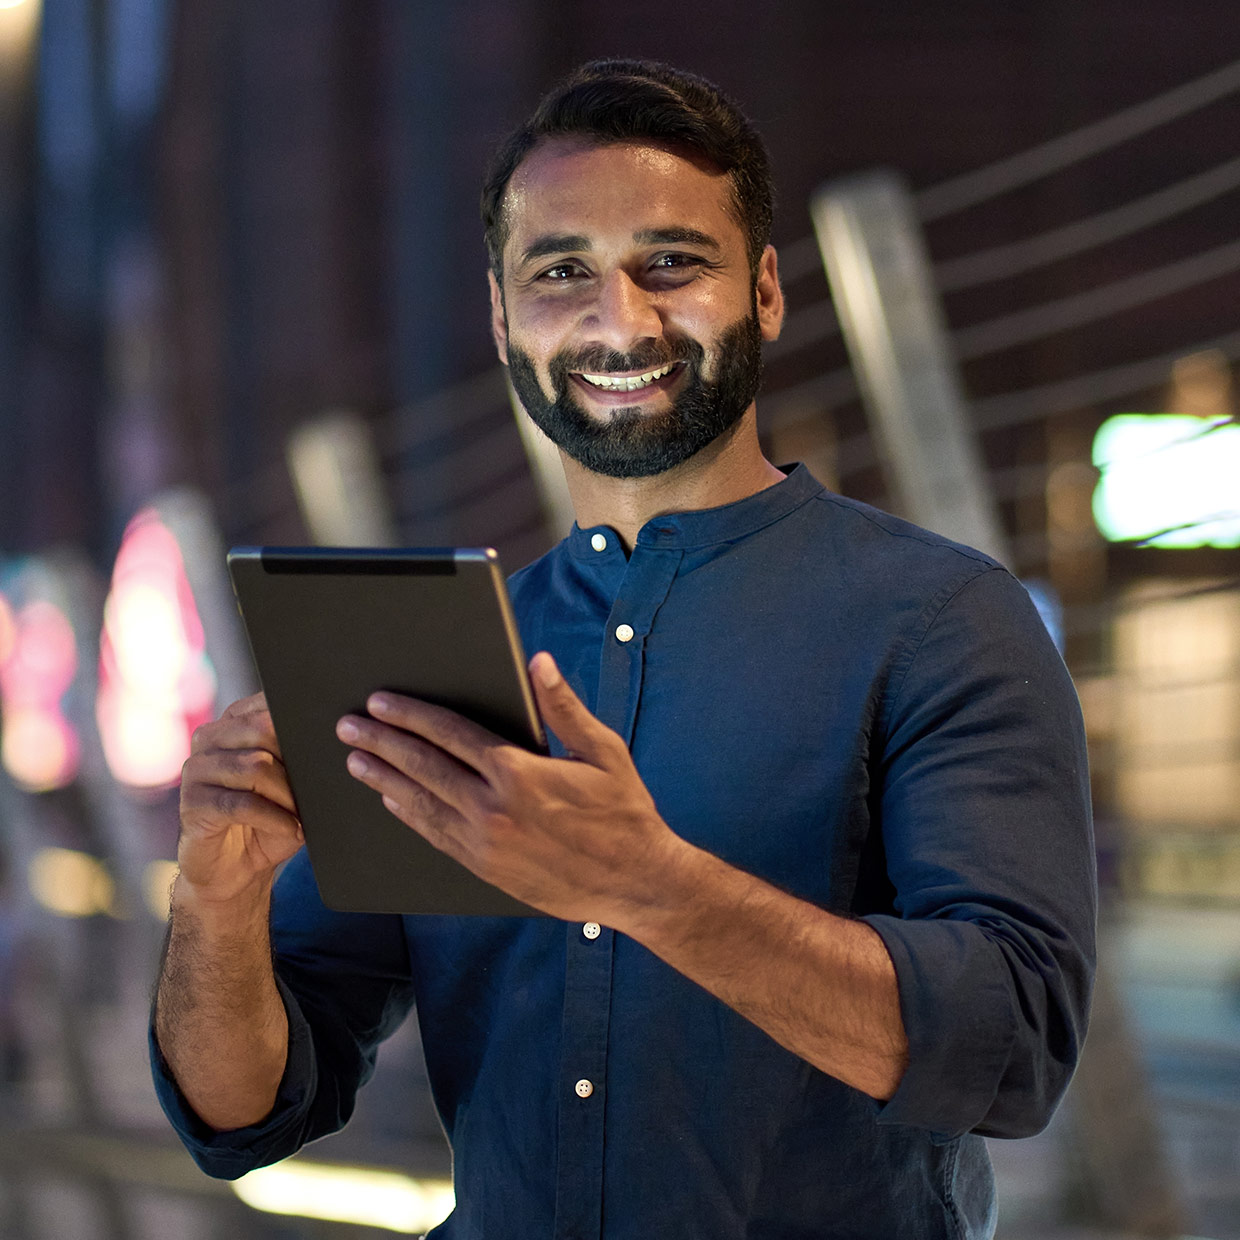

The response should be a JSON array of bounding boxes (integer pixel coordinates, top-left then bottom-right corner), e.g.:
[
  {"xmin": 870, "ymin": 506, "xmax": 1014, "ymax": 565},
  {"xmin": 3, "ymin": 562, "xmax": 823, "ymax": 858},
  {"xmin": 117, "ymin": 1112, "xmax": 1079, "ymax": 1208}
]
[
  {"xmin": 863, "ymin": 567, "xmax": 1096, "ymax": 1139},
  {"xmin": 150, "ymin": 848, "xmax": 416, "ymax": 1177}
]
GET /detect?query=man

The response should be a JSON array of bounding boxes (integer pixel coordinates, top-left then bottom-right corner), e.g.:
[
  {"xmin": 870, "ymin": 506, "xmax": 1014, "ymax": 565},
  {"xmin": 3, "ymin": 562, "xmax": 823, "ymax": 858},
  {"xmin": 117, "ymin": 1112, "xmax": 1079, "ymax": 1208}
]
[{"xmin": 153, "ymin": 60, "xmax": 1096, "ymax": 1239}]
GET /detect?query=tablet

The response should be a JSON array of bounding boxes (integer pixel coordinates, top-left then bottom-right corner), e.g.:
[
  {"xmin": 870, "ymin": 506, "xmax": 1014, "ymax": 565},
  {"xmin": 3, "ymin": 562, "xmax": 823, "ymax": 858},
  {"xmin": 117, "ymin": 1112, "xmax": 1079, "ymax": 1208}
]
[{"xmin": 227, "ymin": 546, "xmax": 547, "ymax": 917}]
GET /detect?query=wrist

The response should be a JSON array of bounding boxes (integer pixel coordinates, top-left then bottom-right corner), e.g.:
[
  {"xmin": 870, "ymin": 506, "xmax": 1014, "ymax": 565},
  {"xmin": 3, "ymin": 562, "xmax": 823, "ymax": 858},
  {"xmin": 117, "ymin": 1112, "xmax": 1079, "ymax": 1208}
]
[
  {"xmin": 170, "ymin": 870, "xmax": 275, "ymax": 936},
  {"xmin": 607, "ymin": 829, "xmax": 719, "ymax": 943}
]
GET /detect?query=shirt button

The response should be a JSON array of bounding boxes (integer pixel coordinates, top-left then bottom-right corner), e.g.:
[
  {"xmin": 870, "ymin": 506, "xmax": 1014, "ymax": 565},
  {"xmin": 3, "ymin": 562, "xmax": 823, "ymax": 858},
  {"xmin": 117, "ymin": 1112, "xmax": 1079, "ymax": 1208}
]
[
  {"xmin": 574, "ymin": 1079, "xmax": 594, "ymax": 1098},
  {"xmin": 583, "ymin": 921, "xmax": 601, "ymax": 939},
  {"xmin": 590, "ymin": 533, "xmax": 607, "ymax": 552},
  {"xmin": 615, "ymin": 623, "xmax": 634, "ymax": 643}
]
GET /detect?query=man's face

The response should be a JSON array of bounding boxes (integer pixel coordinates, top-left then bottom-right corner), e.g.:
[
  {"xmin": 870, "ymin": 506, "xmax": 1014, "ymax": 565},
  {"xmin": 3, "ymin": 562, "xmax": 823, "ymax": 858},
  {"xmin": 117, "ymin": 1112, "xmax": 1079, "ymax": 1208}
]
[{"xmin": 489, "ymin": 138, "xmax": 783, "ymax": 479}]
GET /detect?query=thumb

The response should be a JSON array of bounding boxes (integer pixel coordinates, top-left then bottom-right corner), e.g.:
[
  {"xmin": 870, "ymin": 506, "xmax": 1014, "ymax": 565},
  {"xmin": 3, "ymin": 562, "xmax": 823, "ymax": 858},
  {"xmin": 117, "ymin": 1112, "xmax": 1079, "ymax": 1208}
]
[{"xmin": 529, "ymin": 652, "xmax": 617, "ymax": 766}]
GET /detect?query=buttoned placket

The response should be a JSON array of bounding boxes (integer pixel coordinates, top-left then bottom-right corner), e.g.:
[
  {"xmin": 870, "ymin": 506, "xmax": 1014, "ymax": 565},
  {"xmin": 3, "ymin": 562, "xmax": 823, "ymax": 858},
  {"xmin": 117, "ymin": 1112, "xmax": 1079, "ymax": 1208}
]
[{"xmin": 552, "ymin": 536, "xmax": 683, "ymax": 1240}]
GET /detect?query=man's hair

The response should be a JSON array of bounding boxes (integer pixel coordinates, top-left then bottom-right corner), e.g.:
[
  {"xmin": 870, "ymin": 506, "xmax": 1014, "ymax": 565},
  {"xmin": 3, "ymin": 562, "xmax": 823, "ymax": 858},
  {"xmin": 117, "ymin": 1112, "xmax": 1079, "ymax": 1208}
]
[{"xmin": 481, "ymin": 59, "xmax": 774, "ymax": 282}]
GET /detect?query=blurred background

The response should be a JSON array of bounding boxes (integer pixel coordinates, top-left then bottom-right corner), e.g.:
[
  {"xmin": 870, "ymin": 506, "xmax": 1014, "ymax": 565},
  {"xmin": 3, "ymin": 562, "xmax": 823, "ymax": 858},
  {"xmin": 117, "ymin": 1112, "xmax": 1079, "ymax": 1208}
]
[{"xmin": 1, "ymin": 1, "xmax": 1238, "ymax": 1237}]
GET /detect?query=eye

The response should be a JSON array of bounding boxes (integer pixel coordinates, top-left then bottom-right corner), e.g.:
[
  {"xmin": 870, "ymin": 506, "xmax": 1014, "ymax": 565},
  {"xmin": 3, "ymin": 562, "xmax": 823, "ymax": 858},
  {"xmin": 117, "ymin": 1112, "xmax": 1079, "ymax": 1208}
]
[
  {"xmin": 537, "ymin": 261, "xmax": 587, "ymax": 282},
  {"xmin": 651, "ymin": 252, "xmax": 702, "ymax": 270}
]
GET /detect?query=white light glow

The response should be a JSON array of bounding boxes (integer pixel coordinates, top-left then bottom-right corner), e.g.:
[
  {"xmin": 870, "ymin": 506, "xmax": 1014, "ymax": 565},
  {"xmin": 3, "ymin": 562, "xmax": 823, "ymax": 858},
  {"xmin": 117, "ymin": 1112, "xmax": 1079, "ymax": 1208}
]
[
  {"xmin": 1092, "ymin": 414, "xmax": 1240, "ymax": 548},
  {"xmin": 0, "ymin": 0, "xmax": 40, "ymax": 60},
  {"xmin": 28, "ymin": 847, "xmax": 115, "ymax": 918},
  {"xmin": 97, "ymin": 509, "xmax": 217, "ymax": 788},
  {"xmin": 107, "ymin": 582, "xmax": 188, "ymax": 691},
  {"xmin": 233, "ymin": 1162, "xmax": 454, "ymax": 1234}
]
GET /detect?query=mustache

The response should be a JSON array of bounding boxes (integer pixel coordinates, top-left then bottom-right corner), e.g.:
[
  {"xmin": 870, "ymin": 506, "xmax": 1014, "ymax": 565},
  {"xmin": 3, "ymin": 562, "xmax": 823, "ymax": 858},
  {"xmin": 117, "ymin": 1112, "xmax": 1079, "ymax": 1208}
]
[{"xmin": 549, "ymin": 336, "xmax": 704, "ymax": 379}]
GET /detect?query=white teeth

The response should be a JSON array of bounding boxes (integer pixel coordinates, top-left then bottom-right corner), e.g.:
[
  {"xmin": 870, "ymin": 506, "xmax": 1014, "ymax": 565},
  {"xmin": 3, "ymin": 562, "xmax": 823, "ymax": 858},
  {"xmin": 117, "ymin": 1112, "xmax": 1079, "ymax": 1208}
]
[{"xmin": 579, "ymin": 362, "xmax": 675, "ymax": 391}]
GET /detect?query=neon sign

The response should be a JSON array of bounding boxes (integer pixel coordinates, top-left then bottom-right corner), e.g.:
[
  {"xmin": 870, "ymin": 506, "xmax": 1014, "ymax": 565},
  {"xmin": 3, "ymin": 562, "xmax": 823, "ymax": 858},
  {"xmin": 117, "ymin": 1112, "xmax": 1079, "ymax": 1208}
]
[{"xmin": 1092, "ymin": 414, "xmax": 1240, "ymax": 548}]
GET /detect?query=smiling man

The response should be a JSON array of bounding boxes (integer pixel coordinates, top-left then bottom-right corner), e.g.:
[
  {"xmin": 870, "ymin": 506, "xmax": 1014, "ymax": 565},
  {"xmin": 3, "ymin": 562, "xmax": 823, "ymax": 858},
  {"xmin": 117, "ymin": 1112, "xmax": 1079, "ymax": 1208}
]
[
  {"xmin": 152, "ymin": 61, "xmax": 1096, "ymax": 1239},
  {"xmin": 496, "ymin": 139, "xmax": 775, "ymax": 491}
]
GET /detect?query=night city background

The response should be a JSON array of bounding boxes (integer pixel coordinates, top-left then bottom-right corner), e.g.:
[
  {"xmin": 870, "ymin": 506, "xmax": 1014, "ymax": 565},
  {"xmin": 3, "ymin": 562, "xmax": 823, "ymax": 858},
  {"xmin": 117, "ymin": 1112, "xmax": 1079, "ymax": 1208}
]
[{"xmin": 0, "ymin": 2, "xmax": 1238, "ymax": 1236}]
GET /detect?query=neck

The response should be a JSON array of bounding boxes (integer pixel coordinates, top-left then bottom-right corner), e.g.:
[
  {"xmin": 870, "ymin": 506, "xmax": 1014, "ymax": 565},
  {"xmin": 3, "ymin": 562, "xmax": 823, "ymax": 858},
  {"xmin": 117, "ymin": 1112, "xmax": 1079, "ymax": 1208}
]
[{"xmin": 558, "ymin": 408, "xmax": 786, "ymax": 551}]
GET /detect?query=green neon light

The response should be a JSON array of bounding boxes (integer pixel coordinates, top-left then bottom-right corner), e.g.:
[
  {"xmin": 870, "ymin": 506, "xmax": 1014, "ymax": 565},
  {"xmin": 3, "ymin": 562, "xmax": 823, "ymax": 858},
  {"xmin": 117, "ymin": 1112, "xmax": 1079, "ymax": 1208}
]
[{"xmin": 1092, "ymin": 414, "xmax": 1240, "ymax": 548}]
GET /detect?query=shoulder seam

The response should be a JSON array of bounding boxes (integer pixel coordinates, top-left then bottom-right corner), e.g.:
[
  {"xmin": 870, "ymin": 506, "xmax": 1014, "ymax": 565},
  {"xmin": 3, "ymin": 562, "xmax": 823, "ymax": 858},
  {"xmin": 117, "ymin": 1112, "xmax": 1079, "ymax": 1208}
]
[
  {"xmin": 881, "ymin": 563, "xmax": 1007, "ymax": 732},
  {"xmin": 812, "ymin": 491, "xmax": 999, "ymax": 569}
]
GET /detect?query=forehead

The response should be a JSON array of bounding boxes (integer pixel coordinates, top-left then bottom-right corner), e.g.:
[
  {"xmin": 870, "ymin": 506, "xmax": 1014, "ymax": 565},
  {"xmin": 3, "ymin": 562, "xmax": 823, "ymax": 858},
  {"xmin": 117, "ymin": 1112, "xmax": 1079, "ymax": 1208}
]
[{"xmin": 501, "ymin": 138, "xmax": 741, "ymax": 261}]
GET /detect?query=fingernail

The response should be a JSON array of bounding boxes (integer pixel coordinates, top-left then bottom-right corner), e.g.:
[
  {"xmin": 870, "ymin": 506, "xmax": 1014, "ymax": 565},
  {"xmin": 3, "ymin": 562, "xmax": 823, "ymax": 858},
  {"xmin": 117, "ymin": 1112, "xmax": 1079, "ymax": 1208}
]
[
  {"xmin": 534, "ymin": 653, "xmax": 561, "ymax": 688},
  {"xmin": 337, "ymin": 719, "xmax": 359, "ymax": 742},
  {"xmin": 346, "ymin": 751, "xmax": 369, "ymax": 776},
  {"xmin": 368, "ymin": 693, "xmax": 391, "ymax": 716}
]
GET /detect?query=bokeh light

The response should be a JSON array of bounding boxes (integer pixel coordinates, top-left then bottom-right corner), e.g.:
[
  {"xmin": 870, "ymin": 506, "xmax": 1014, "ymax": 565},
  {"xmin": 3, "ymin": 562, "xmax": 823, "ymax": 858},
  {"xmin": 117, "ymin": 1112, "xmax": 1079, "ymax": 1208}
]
[
  {"xmin": 28, "ymin": 847, "xmax": 115, "ymax": 918},
  {"xmin": 1093, "ymin": 414, "xmax": 1240, "ymax": 548},
  {"xmin": 0, "ymin": 590, "xmax": 16, "ymax": 666},
  {"xmin": 96, "ymin": 508, "xmax": 217, "ymax": 788},
  {"xmin": 233, "ymin": 1162, "xmax": 454, "ymax": 1234},
  {"xmin": 0, "ymin": 592, "xmax": 82, "ymax": 792}
]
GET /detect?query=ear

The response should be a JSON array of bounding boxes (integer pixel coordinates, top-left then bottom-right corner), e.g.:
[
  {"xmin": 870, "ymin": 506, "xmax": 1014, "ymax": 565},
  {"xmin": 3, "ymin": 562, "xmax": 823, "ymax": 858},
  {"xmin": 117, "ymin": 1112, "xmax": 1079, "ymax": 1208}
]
[
  {"xmin": 488, "ymin": 270, "xmax": 509, "ymax": 365},
  {"xmin": 754, "ymin": 244, "xmax": 785, "ymax": 343}
]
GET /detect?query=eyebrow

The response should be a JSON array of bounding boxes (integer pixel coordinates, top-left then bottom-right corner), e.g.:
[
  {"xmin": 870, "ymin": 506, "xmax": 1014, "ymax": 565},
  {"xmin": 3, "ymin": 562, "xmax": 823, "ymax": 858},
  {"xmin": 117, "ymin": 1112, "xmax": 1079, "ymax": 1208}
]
[
  {"xmin": 633, "ymin": 226, "xmax": 723, "ymax": 253},
  {"xmin": 516, "ymin": 226, "xmax": 724, "ymax": 268},
  {"xmin": 518, "ymin": 234, "xmax": 592, "ymax": 266}
]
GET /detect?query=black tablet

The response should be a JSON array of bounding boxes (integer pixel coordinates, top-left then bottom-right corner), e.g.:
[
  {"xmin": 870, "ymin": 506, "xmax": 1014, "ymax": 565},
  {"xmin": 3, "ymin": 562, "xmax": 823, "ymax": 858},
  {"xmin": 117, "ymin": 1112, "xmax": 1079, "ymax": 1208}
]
[{"xmin": 227, "ymin": 546, "xmax": 547, "ymax": 917}]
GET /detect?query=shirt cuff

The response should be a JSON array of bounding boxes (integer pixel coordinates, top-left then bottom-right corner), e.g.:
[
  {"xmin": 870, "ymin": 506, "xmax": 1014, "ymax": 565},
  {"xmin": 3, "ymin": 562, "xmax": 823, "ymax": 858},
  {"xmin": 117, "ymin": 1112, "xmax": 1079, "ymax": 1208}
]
[
  {"xmin": 148, "ymin": 975, "xmax": 319, "ymax": 1179},
  {"xmin": 863, "ymin": 913, "xmax": 1018, "ymax": 1140}
]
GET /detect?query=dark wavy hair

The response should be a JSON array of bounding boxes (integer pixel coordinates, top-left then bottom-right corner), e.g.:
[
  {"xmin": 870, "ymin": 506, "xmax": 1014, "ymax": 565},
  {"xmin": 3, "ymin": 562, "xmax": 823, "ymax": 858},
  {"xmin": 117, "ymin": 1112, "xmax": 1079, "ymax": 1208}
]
[{"xmin": 481, "ymin": 59, "xmax": 774, "ymax": 282}]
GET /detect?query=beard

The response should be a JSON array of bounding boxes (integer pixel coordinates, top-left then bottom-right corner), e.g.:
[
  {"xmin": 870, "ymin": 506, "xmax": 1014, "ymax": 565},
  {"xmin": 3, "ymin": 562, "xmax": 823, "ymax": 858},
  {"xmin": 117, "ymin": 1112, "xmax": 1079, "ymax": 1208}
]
[{"xmin": 505, "ymin": 309, "xmax": 765, "ymax": 480}]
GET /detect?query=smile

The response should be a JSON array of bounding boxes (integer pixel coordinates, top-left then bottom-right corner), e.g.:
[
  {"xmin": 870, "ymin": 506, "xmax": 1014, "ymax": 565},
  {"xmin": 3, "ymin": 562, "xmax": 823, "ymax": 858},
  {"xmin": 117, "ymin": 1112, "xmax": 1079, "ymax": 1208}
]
[{"xmin": 576, "ymin": 362, "xmax": 678, "ymax": 392}]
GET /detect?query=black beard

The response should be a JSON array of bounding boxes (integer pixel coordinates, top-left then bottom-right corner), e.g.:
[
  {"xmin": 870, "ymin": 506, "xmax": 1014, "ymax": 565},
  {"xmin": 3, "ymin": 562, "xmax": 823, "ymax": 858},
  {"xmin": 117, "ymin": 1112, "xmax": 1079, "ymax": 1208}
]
[{"xmin": 506, "ymin": 310, "xmax": 765, "ymax": 480}]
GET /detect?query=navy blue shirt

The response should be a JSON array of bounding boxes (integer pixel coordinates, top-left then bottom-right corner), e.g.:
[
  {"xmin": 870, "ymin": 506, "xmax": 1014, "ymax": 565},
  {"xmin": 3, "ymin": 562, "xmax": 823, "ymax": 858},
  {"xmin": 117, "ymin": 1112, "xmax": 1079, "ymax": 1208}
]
[{"xmin": 152, "ymin": 465, "xmax": 1096, "ymax": 1239}]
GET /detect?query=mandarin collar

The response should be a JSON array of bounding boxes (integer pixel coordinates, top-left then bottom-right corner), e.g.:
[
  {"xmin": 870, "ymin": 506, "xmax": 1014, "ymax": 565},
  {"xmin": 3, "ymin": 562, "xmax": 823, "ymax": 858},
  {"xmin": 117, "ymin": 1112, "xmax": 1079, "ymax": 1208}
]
[{"xmin": 567, "ymin": 463, "xmax": 824, "ymax": 558}]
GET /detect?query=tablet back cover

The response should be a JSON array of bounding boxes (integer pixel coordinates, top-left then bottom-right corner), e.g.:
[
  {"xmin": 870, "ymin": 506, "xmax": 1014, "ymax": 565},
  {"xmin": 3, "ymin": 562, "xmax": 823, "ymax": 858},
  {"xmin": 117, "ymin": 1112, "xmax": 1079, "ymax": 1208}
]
[{"xmin": 228, "ymin": 547, "xmax": 544, "ymax": 916}]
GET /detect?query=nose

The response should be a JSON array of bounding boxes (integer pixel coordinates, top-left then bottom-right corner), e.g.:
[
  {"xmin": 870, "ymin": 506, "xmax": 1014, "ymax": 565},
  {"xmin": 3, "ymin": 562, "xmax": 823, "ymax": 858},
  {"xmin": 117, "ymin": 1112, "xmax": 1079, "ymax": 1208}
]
[{"xmin": 583, "ymin": 269, "xmax": 663, "ymax": 352}]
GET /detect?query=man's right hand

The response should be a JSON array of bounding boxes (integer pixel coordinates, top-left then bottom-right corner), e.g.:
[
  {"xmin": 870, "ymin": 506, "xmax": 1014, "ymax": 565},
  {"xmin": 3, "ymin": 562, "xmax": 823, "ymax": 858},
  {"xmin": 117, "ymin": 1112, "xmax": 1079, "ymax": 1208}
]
[
  {"xmin": 176, "ymin": 693, "xmax": 303, "ymax": 907},
  {"xmin": 156, "ymin": 693, "xmax": 299, "ymax": 1133}
]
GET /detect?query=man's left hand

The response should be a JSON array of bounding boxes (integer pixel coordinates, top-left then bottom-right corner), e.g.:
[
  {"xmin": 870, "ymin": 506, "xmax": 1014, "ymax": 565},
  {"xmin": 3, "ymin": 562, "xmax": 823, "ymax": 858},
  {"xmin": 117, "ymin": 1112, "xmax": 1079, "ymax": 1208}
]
[{"xmin": 335, "ymin": 651, "xmax": 678, "ymax": 924}]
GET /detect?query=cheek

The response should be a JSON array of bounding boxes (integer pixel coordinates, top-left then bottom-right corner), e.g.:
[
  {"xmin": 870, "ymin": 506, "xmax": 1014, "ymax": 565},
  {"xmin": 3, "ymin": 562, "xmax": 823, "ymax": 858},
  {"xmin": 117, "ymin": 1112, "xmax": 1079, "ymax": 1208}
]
[
  {"xmin": 507, "ymin": 298, "xmax": 579, "ymax": 359},
  {"xmin": 666, "ymin": 284, "xmax": 751, "ymax": 343},
  {"xmin": 507, "ymin": 325, "xmax": 558, "ymax": 373}
]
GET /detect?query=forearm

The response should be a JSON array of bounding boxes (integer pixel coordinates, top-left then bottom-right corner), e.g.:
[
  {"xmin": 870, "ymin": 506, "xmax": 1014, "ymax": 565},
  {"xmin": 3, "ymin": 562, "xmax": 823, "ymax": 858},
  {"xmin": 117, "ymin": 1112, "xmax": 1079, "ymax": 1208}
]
[
  {"xmin": 615, "ymin": 839, "xmax": 909, "ymax": 1100},
  {"xmin": 154, "ymin": 875, "xmax": 289, "ymax": 1131}
]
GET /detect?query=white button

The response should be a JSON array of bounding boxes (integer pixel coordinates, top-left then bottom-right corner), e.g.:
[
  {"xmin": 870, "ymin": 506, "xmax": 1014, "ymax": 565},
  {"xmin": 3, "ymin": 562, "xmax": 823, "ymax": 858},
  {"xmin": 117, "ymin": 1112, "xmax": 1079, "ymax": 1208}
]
[
  {"xmin": 590, "ymin": 533, "xmax": 607, "ymax": 552},
  {"xmin": 574, "ymin": 1078, "xmax": 594, "ymax": 1098},
  {"xmin": 615, "ymin": 623, "xmax": 634, "ymax": 643},
  {"xmin": 583, "ymin": 922, "xmax": 601, "ymax": 939}
]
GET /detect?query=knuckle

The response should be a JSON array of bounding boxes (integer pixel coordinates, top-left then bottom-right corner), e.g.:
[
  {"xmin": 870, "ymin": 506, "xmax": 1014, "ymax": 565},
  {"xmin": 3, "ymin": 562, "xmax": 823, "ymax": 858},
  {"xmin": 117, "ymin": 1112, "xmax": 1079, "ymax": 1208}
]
[
  {"xmin": 236, "ymin": 747, "xmax": 273, "ymax": 773},
  {"xmin": 435, "ymin": 711, "xmax": 468, "ymax": 746},
  {"xmin": 179, "ymin": 752, "xmax": 211, "ymax": 789},
  {"xmin": 480, "ymin": 807, "xmax": 515, "ymax": 839},
  {"xmin": 487, "ymin": 745, "xmax": 524, "ymax": 782},
  {"xmin": 597, "ymin": 725, "xmax": 625, "ymax": 756},
  {"xmin": 210, "ymin": 785, "xmax": 246, "ymax": 820}
]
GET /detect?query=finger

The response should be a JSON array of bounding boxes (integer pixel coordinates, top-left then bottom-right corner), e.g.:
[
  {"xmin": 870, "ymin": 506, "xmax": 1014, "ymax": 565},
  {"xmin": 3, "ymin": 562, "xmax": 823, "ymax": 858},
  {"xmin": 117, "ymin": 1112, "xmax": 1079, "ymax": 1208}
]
[
  {"xmin": 379, "ymin": 783, "xmax": 478, "ymax": 873},
  {"xmin": 223, "ymin": 692, "xmax": 268, "ymax": 718},
  {"xmin": 341, "ymin": 746, "xmax": 471, "ymax": 854},
  {"xmin": 336, "ymin": 716, "xmax": 487, "ymax": 816},
  {"xmin": 182, "ymin": 747, "xmax": 298, "ymax": 816},
  {"xmin": 360, "ymin": 693, "xmax": 506, "ymax": 776},
  {"xmin": 191, "ymin": 708, "xmax": 283, "ymax": 759},
  {"xmin": 178, "ymin": 781, "xmax": 303, "ymax": 845},
  {"xmin": 528, "ymin": 653, "xmax": 622, "ymax": 768}
]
